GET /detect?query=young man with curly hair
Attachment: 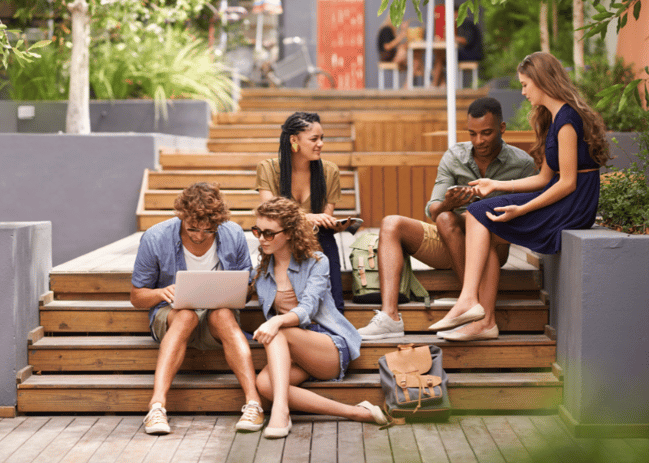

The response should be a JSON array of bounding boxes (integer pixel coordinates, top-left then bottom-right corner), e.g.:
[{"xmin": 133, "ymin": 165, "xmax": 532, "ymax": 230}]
[{"xmin": 131, "ymin": 182, "xmax": 263, "ymax": 435}]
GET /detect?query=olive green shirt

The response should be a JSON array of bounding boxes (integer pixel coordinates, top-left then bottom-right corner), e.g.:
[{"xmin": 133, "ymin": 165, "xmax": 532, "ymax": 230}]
[
  {"xmin": 255, "ymin": 158, "xmax": 342, "ymax": 213},
  {"xmin": 425, "ymin": 141, "xmax": 537, "ymax": 218}
]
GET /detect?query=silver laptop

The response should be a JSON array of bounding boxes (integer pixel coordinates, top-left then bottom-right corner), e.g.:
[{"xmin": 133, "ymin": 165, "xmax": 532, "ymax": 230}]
[{"xmin": 171, "ymin": 270, "xmax": 250, "ymax": 309}]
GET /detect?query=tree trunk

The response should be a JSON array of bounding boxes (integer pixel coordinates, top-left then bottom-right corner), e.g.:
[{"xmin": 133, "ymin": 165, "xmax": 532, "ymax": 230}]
[
  {"xmin": 66, "ymin": 0, "xmax": 90, "ymax": 134},
  {"xmin": 573, "ymin": 0, "xmax": 585, "ymax": 79},
  {"xmin": 540, "ymin": 1, "xmax": 550, "ymax": 53},
  {"xmin": 551, "ymin": 0, "xmax": 559, "ymax": 45}
]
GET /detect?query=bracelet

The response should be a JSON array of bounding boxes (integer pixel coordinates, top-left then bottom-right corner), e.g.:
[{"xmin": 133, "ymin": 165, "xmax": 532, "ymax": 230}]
[{"xmin": 510, "ymin": 180, "xmax": 515, "ymax": 193}]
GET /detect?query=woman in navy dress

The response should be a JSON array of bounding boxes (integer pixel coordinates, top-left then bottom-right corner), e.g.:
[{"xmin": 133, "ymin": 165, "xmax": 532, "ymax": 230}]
[{"xmin": 429, "ymin": 52, "xmax": 610, "ymax": 341}]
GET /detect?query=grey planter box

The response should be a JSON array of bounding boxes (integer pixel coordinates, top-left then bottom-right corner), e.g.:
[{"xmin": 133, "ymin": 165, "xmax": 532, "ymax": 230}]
[
  {"xmin": 0, "ymin": 100, "xmax": 211, "ymax": 138},
  {"xmin": 544, "ymin": 228, "xmax": 649, "ymax": 437}
]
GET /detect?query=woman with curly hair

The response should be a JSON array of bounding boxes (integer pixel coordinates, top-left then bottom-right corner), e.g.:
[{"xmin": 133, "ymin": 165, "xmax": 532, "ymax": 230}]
[
  {"xmin": 252, "ymin": 197, "xmax": 386, "ymax": 438},
  {"xmin": 255, "ymin": 111, "xmax": 350, "ymax": 313},
  {"xmin": 429, "ymin": 52, "xmax": 610, "ymax": 341}
]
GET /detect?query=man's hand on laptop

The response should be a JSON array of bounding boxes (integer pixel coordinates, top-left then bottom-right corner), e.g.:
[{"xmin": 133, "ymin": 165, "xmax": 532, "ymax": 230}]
[{"xmin": 158, "ymin": 284, "xmax": 175, "ymax": 304}]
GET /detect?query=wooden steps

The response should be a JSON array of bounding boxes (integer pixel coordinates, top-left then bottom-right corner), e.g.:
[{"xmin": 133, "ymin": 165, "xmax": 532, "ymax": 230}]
[
  {"xmin": 28, "ymin": 334, "xmax": 556, "ymax": 373},
  {"xmin": 17, "ymin": 372, "xmax": 562, "ymax": 413},
  {"xmin": 235, "ymin": 88, "xmax": 487, "ymax": 112},
  {"xmin": 16, "ymin": 230, "xmax": 560, "ymax": 414},
  {"xmin": 39, "ymin": 299, "xmax": 548, "ymax": 334},
  {"xmin": 209, "ymin": 123, "xmax": 353, "ymax": 139}
]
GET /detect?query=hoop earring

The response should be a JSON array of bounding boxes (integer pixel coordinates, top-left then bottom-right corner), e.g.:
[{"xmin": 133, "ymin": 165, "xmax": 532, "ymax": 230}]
[{"xmin": 291, "ymin": 143, "xmax": 298, "ymax": 152}]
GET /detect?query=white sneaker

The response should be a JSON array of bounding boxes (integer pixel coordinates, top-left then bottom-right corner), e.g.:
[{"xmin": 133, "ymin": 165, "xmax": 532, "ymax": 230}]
[
  {"xmin": 236, "ymin": 400, "xmax": 265, "ymax": 432},
  {"xmin": 144, "ymin": 403, "xmax": 171, "ymax": 435},
  {"xmin": 357, "ymin": 310, "xmax": 405, "ymax": 340}
]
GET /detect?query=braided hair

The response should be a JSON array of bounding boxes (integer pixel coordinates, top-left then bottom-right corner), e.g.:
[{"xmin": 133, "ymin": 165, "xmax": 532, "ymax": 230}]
[{"xmin": 278, "ymin": 112, "xmax": 327, "ymax": 214}]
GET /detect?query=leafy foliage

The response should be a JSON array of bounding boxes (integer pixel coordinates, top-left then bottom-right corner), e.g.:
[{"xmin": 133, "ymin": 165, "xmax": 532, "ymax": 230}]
[
  {"xmin": 0, "ymin": 21, "xmax": 51, "ymax": 71},
  {"xmin": 576, "ymin": 53, "xmax": 648, "ymax": 132},
  {"xmin": 598, "ymin": 132, "xmax": 649, "ymax": 234},
  {"xmin": 4, "ymin": 0, "xmax": 236, "ymax": 113},
  {"xmin": 480, "ymin": 0, "xmax": 574, "ymax": 84},
  {"xmin": 3, "ymin": 41, "xmax": 69, "ymax": 100}
]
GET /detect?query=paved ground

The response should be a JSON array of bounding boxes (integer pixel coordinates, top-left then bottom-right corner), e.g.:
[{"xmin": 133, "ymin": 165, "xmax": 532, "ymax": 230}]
[{"xmin": 1, "ymin": 414, "xmax": 647, "ymax": 463}]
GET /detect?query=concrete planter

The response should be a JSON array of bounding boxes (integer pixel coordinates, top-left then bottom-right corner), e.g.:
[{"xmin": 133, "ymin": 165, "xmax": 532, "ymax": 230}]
[
  {"xmin": 544, "ymin": 228, "xmax": 649, "ymax": 437},
  {"xmin": 0, "ymin": 99, "xmax": 211, "ymax": 138}
]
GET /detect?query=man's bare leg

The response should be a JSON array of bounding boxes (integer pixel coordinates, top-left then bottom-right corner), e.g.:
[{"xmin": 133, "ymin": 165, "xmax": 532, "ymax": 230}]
[
  {"xmin": 149, "ymin": 309, "xmax": 198, "ymax": 408},
  {"xmin": 208, "ymin": 308, "xmax": 261, "ymax": 405},
  {"xmin": 377, "ymin": 215, "xmax": 427, "ymax": 321}
]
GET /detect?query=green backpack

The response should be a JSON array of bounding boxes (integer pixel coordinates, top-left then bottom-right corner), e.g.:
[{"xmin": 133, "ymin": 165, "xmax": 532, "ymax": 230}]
[{"xmin": 349, "ymin": 232, "xmax": 430, "ymax": 308}]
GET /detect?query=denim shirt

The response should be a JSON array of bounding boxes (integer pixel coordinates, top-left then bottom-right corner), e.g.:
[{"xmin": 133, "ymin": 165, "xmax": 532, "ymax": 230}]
[
  {"xmin": 254, "ymin": 251, "xmax": 361, "ymax": 361},
  {"xmin": 131, "ymin": 217, "xmax": 252, "ymax": 331}
]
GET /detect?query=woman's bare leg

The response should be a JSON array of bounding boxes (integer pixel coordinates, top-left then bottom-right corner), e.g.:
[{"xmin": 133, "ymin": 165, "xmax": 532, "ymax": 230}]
[
  {"xmin": 442, "ymin": 213, "xmax": 492, "ymax": 320},
  {"xmin": 256, "ymin": 327, "xmax": 376, "ymax": 427}
]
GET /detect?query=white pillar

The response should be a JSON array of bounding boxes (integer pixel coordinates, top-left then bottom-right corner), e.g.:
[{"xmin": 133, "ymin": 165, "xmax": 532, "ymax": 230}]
[{"xmin": 445, "ymin": 0, "xmax": 457, "ymax": 147}]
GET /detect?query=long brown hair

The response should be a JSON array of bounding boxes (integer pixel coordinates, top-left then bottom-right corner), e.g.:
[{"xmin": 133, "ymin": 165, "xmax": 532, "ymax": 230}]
[
  {"xmin": 254, "ymin": 197, "xmax": 321, "ymax": 277},
  {"xmin": 517, "ymin": 52, "xmax": 610, "ymax": 167}
]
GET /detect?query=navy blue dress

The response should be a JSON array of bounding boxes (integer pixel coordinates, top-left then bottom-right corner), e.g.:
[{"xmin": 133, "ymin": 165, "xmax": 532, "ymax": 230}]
[{"xmin": 467, "ymin": 104, "xmax": 600, "ymax": 254}]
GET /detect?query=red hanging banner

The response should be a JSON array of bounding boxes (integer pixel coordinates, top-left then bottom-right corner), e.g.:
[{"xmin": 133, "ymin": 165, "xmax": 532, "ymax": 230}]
[{"xmin": 317, "ymin": 0, "xmax": 365, "ymax": 89}]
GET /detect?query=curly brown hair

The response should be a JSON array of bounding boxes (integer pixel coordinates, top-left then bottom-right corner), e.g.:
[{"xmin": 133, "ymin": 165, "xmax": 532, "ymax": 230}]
[
  {"xmin": 517, "ymin": 52, "xmax": 610, "ymax": 167},
  {"xmin": 174, "ymin": 182, "xmax": 230, "ymax": 229},
  {"xmin": 254, "ymin": 197, "xmax": 321, "ymax": 276}
]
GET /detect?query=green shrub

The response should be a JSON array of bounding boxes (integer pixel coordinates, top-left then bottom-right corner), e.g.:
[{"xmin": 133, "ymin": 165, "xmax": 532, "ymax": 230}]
[
  {"xmin": 4, "ymin": 43, "xmax": 69, "ymax": 100},
  {"xmin": 598, "ymin": 131, "xmax": 649, "ymax": 234},
  {"xmin": 576, "ymin": 54, "xmax": 648, "ymax": 132},
  {"xmin": 89, "ymin": 29, "xmax": 235, "ymax": 114}
]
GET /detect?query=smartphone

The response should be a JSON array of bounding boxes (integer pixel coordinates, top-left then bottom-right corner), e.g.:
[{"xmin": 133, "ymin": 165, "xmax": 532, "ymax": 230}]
[
  {"xmin": 447, "ymin": 185, "xmax": 465, "ymax": 191},
  {"xmin": 337, "ymin": 218, "xmax": 363, "ymax": 235}
]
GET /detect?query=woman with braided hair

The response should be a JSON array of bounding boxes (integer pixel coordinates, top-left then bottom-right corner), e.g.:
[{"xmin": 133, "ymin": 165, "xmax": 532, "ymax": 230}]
[{"xmin": 255, "ymin": 111, "xmax": 350, "ymax": 313}]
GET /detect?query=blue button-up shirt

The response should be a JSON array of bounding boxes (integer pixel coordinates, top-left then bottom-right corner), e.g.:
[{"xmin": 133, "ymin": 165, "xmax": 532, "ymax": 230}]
[
  {"xmin": 254, "ymin": 251, "xmax": 361, "ymax": 361},
  {"xmin": 131, "ymin": 217, "xmax": 252, "ymax": 330}
]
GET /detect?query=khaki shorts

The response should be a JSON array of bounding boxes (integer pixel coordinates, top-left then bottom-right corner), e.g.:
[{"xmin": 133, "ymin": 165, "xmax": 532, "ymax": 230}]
[
  {"xmin": 411, "ymin": 221, "xmax": 509, "ymax": 269},
  {"xmin": 152, "ymin": 306, "xmax": 229, "ymax": 351},
  {"xmin": 411, "ymin": 222, "xmax": 454, "ymax": 269}
]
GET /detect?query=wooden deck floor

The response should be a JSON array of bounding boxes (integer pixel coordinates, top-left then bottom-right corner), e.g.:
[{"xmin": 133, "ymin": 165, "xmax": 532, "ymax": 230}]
[{"xmin": 1, "ymin": 414, "xmax": 647, "ymax": 463}]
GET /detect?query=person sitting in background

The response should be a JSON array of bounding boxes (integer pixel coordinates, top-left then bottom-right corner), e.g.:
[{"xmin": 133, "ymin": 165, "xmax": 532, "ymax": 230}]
[
  {"xmin": 252, "ymin": 197, "xmax": 387, "ymax": 438},
  {"xmin": 432, "ymin": 9, "xmax": 483, "ymax": 88},
  {"xmin": 377, "ymin": 16, "xmax": 423, "ymax": 81},
  {"xmin": 357, "ymin": 97, "xmax": 537, "ymax": 340}
]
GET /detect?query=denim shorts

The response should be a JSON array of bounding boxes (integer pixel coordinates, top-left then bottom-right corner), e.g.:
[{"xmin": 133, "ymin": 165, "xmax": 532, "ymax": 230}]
[{"xmin": 306, "ymin": 322, "xmax": 351, "ymax": 381}]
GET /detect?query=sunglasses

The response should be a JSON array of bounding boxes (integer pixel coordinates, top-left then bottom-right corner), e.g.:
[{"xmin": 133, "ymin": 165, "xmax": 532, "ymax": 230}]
[{"xmin": 251, "ymin": 226, "xmax": 286, "ymax": 241}]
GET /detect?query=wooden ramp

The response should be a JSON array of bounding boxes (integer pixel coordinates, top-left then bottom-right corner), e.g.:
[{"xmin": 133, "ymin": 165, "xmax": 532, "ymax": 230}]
[{"xmin": 17, "ymin": 231, "xmax": 561, "ymax": 414}]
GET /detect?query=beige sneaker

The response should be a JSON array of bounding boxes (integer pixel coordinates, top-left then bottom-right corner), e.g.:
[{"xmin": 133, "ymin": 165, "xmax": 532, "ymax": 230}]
[
  {"xmin": 236, "ymin": 400, "xmax": 265, "ymax": 432},
  {"xmin": 357, "ymin": 310, "xmax": 404, "ymax": 340},
  {"xmin": 144, "ymin": 403, "xmax": 171, "ymax": 435}
]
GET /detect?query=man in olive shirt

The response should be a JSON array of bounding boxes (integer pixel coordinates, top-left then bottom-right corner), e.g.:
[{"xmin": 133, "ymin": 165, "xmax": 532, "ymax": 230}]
[{"xmin": 358, "ymin": 97, "xmax": 537, "ymax": 340}]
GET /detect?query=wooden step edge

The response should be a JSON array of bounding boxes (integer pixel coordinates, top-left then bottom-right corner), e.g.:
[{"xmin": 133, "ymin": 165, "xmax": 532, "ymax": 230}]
[
  {"xmin": 41, "ymin": 298, "xmax": 548, "ymax": 311},
  {"xmin": 207, "ymin": 137, "xmax": 353, "ymax": 143},
  {"xmin": 28, "ymin": 326, "xmax": 44, "ymax": 345},
  {"xmin": 17, "ymin": 372, "xmax": 563, "ymax": 389},
  {"xmin": 29, "ymin": 334, "xmax": 556, "ymax": 349},
  {"xmin": 39, "ymin": 291, "xmax": 54, "ymax": 307},
  {"xmin": 16, "ymin": 365, "xmax": 33, "ymax": 385},
  {"xmin": 0, "ymin": 407, "xmax": 16, "ymax": 418},
  {"xmin": 544, "ymin": 324, "xmax": 557, "ymax": 341},
  {"xmin": 552, "ymin": 362, "xmax": 563, "ymax": 380}
]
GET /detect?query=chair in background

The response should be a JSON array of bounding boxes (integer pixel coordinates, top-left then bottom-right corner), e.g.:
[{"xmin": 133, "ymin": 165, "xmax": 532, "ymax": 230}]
[{"xmin": 378, "ymin": 61, "xmax": 400, "ymax": 90}]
